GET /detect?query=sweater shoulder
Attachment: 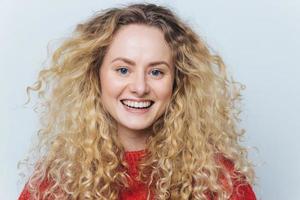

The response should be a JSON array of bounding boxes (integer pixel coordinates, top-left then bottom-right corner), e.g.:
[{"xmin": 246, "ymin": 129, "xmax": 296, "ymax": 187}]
[
  {"xmin": 18, "ymin": 178, "xmax": 53, "ymax": 200},
  {"xmin": 215, "ymin": 154, "xmax": 256, "ymax": 200}
]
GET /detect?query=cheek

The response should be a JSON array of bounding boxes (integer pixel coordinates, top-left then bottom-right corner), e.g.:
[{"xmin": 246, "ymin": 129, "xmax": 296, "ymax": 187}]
[
  {"xmin": 154, "ymin": 80, "xmax": 173, "ymax": 102},
  {"xmin": 100, "ymin": 73, "xmax": 124, "ymax": 100}
]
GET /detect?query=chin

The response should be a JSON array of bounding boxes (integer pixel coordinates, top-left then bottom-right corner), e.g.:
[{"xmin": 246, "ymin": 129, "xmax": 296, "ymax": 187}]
[{"xmin": 124, "ymin": 123, "xmax": 153, "ymax": 131}]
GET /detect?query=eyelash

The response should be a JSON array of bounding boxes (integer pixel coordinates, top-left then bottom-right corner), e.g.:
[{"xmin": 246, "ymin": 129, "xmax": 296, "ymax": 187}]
[{"xmin": 115, "ymin": 67, "xmax": 164, "ymax": 77}]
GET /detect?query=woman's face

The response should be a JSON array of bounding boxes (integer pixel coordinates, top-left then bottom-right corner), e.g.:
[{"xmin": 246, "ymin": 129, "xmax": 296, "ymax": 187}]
[{"xmin": 100, "ymin": 24, "xmax": 174, "ymax": 134}]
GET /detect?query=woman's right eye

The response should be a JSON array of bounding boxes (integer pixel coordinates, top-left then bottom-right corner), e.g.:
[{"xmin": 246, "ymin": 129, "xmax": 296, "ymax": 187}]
[{"xmin": 116, "ymin": 67, "xmax": 129, "ymax": 75}]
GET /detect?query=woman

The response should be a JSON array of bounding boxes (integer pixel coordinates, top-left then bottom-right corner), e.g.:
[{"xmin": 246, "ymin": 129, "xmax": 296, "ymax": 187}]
[{"xmin": 18, "ymin": 3, "xmax": 256, "ymax": 200}]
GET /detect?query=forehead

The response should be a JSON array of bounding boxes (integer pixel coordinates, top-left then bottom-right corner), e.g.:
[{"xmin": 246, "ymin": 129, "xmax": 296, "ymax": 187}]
[{"xmin": 104, "ymin": 24, "xmax": 172, "ymax": 63}]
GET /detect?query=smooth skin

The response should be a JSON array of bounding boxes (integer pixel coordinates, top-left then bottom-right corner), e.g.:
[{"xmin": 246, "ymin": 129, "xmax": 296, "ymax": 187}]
[{"xmin": 100, "ymin": 24, "xmax": 174, "ymax": 151}]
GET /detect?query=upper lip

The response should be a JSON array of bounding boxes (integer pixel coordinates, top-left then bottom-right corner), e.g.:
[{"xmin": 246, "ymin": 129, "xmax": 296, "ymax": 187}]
[{"xmin": 121, "ymin": 99, "xmax": 154, "ymax": 103}]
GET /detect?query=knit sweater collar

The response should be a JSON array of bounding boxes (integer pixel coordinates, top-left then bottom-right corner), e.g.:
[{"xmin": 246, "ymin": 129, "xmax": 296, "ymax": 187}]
[
  {"xmin": 124, "ymin": 149, "xmax": 146, "ymax": 173},
  {"xmin": 124, "ymin": 149, "xmax": 146, "ymax": 166}
]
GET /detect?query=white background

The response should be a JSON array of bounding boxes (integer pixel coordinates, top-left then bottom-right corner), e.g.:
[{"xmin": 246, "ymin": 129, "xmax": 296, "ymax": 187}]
[{"xmin": 1, "ymin": 0, "xmax": 299, "ymax": 199}]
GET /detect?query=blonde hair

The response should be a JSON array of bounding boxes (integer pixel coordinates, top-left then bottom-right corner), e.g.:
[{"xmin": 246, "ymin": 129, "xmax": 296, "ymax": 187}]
[{"xmin": 20, "ymin": 3, "xmax": 255, "ymax": 200}]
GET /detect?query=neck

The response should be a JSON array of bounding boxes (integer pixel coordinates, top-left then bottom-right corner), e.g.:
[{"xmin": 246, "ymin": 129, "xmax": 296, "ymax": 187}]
[{"xmin": 117, "ymin": 125, "xmax": 152, "ymax": 151}]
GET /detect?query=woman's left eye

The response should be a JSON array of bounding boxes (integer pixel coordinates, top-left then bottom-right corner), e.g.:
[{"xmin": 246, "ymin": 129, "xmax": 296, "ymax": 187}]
[{"xmin": 150, "ymin": 69, "xmax": 163, "ymax": 77}]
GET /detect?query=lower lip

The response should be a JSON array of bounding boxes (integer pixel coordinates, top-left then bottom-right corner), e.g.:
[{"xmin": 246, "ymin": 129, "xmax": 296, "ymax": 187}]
[{"xmin": 121, "ymin": 102, "xmax": 152, "ymax": 114}]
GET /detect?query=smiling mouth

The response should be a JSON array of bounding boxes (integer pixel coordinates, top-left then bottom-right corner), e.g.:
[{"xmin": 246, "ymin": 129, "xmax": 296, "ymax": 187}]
[{"xmin": 120, "ymin": 100, "xmax": 154, "ymax": 109}]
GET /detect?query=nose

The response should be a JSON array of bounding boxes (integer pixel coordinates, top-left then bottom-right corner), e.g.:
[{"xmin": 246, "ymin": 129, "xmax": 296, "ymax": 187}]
[{"xmin": 129, "ymin": 71, "xmax": 150, "ymax": 96}]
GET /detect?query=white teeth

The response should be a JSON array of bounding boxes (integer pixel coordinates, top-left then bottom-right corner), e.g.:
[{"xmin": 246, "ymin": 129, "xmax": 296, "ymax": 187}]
[{"xmin": 122, "ymin": 100, "xmax": 152, "ymax": 108}]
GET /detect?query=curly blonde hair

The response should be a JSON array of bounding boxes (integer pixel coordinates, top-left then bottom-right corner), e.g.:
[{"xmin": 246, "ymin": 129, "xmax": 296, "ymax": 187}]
[{"xmin": 19, "ymin": 3, "xmax": 255, "ymax": 200}]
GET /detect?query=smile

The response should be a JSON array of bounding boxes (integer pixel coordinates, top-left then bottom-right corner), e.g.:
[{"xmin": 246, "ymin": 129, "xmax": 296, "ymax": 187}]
[{"xmin": 121, "ymin": 100, "xmax": 154, "ymax": 109}]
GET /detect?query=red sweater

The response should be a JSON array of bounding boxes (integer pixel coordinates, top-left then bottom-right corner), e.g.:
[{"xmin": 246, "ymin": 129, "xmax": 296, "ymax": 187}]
[{"xmin": 18, "ymin": 150, "xmax": 256, "ymax": 200}]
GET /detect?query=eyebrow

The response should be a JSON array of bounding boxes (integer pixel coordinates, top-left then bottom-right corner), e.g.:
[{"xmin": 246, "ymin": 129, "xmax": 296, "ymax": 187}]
[{"xmin": 111, "ymin": 57, "xmax": 171, "ymax": 69}]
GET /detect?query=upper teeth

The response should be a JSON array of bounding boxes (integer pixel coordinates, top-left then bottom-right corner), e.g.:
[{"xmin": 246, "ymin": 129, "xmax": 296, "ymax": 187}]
[{"xmin": 122, "ymin": 100, "xmax": 152, "ymax": 108}]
